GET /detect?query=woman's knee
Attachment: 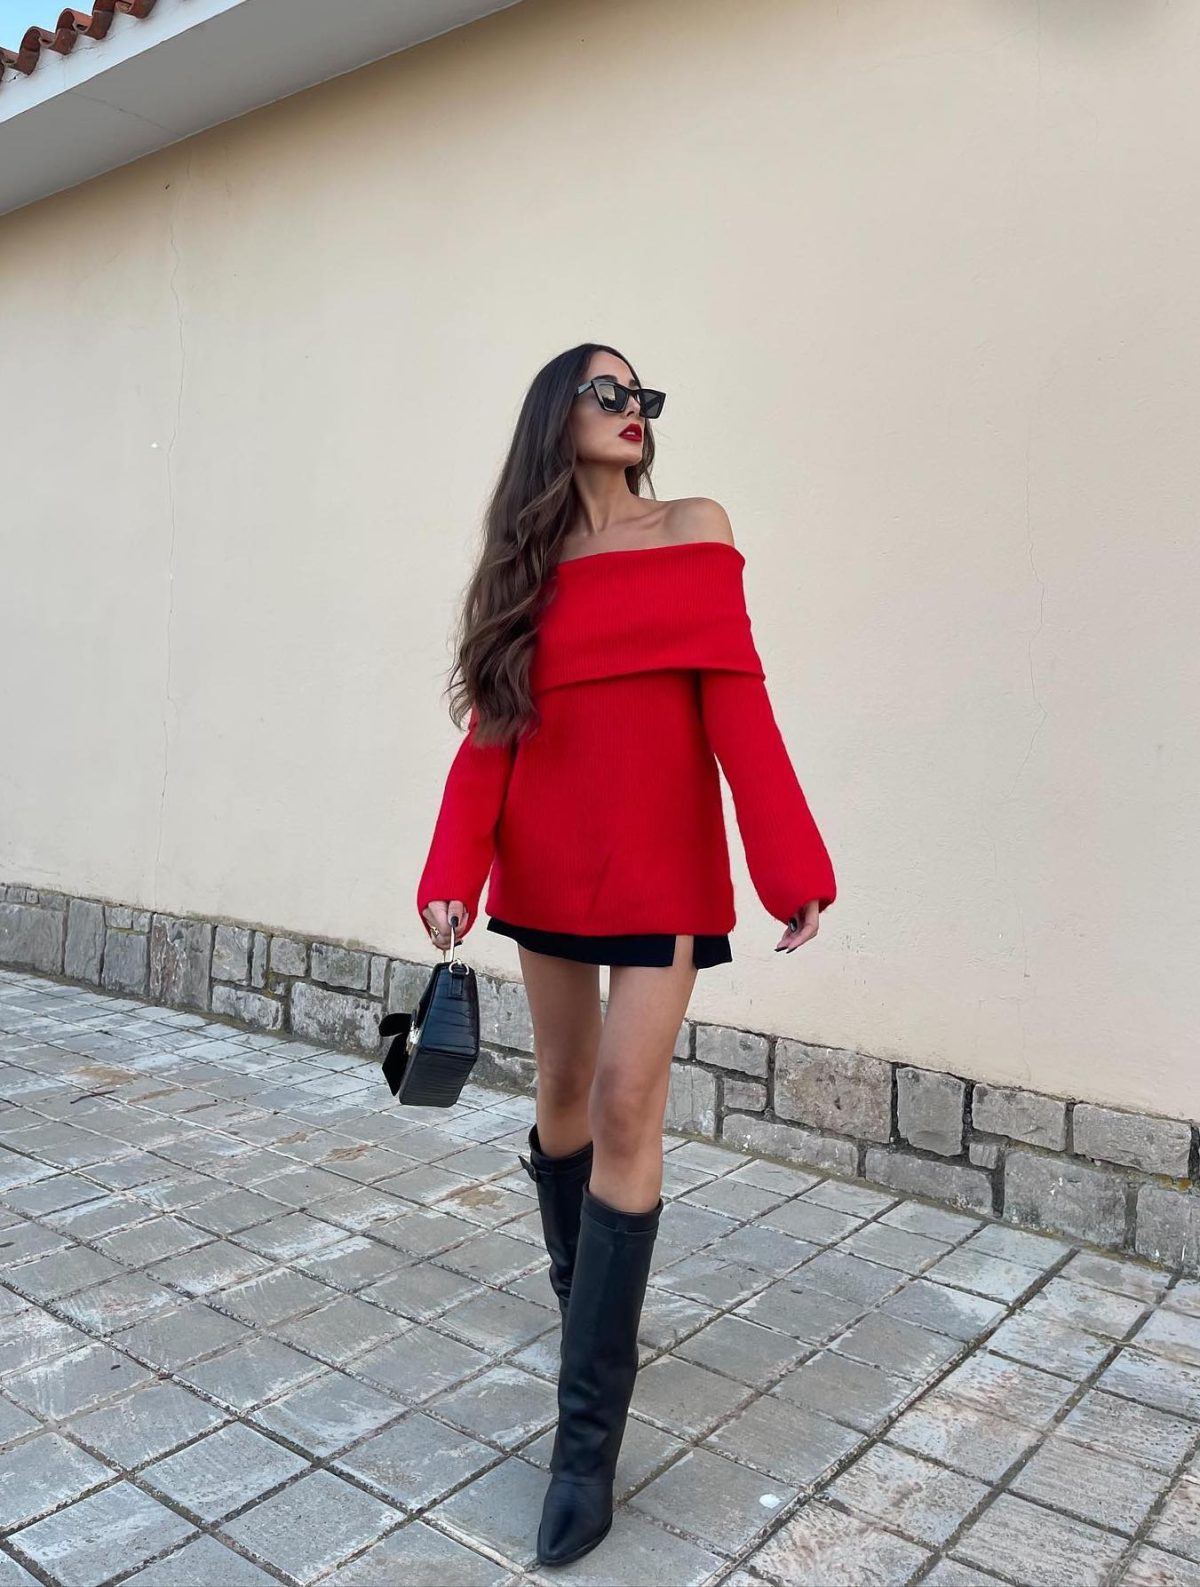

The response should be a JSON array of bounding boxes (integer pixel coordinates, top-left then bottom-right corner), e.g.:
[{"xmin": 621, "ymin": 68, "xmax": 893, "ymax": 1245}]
[
  {"xmin": 534, "ymin": 1043, "xmax": 594, "ymax": 1107},
  {"xmin": 588, "ymin": 1072, "xmax": 666, "ymax": 1156}
]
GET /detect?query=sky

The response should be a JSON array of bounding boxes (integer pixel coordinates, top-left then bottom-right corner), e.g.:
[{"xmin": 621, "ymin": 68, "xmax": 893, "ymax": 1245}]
[{"xmin": 0, "ymin": 1, "xmax": 53, "ymax": 48}]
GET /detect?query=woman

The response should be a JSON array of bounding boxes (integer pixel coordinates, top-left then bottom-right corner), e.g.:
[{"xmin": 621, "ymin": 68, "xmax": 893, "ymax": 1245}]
[{"xmin": 415, "ymin": 342, "xmax": 836, "ymax": 1568}]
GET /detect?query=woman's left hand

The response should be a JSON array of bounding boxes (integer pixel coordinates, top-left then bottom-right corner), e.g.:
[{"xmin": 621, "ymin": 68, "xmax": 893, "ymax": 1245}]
[{"xmin": 775, "ymin": 899, "xmax": 820, "ymax": 953}]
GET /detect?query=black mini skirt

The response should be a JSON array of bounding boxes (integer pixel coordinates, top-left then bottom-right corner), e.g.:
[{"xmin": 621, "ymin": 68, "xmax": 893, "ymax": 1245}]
[{"xmin": 486, "ymin": 915, "xmax": 732, "ymax": 970}]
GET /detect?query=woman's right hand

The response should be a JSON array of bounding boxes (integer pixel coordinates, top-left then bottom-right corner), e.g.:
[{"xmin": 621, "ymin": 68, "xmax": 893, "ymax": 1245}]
[{"xmin": 422, "ymin": 899, "xmax": 468, "ymax": 950}]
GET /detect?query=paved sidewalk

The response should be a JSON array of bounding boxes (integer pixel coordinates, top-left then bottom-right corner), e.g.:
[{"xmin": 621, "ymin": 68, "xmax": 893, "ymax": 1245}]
[{"xmin": 1, "ymin": 968, "xmax": 1198, "ymax": 1587}]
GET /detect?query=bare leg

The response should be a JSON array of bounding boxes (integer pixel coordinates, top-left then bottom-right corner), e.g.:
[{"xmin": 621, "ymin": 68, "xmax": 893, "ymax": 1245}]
[
  {"xmin": 516, "ymin": 944, "xmax": 602, "ymax": 1157},
  {"xmin": 587, "ymin": 934, "xmax": 699, "ymax": 1213}
]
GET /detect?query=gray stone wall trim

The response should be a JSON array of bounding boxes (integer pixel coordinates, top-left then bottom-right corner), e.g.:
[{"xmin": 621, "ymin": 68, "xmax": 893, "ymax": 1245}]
[{"xmin": 1, "ymin": 878, "xmax": 1197, "ymax": 1274}]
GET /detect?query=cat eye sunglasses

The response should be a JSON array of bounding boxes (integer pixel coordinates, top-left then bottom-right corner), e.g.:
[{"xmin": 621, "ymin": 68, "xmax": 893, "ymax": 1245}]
[{"xmin": 575, "ymin": 375, "xmax": 666, "ymax": 420}]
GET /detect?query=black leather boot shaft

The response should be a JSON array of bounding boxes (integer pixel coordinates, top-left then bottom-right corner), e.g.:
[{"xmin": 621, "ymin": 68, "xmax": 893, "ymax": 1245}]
[
  {"xmin": 518, "ymin": 1123, "xmax": 593, "ymax": 1334},
  {"xmin": 536, "ymin": 1183, "xmax": 662, "ymax": 1567}
]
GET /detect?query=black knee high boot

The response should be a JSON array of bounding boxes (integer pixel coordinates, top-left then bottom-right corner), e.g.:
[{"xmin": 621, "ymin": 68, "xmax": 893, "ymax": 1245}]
[
  {"xmin": 518, "ymin": 1123, "xmax": 594, "ymax": 1348},
  {"xmin": 536, "ymin": 1182, "xmax": 663, "ymax": 1568}
]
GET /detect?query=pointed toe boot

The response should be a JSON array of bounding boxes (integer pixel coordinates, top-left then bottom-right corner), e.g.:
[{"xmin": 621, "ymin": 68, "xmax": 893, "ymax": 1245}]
[{"xmin": 536, "ymin": 1183, "xmax": 662, "ymax": 1568}]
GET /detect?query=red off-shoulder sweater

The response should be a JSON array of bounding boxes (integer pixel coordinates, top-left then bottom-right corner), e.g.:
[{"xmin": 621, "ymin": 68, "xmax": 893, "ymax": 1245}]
[{"xmin": 415, "ymin": 539, "xmax": 836, "ymax": 941}]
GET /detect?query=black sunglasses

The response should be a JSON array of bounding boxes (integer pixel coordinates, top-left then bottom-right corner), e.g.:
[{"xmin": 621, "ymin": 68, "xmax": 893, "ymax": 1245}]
[{"xmin": 575, "ymin": 375, "xmax": 666, "ymax": 420}]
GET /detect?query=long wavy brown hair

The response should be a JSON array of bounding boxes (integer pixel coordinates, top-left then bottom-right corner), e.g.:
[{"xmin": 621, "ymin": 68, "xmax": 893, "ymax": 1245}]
[{"xmin": 442, "ymin": 342, "xmax": 658, "ymax": 748}]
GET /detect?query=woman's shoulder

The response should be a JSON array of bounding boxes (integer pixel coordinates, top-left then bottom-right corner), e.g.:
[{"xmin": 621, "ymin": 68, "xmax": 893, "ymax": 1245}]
[{"xmin": 663, "ymin": 497, "xmax": 738, "ymax": 550}]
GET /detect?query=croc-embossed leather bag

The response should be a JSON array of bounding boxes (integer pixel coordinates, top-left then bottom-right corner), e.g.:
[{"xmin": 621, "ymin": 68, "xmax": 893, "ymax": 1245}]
[{"xmin": 378, "ymin": 920, "xmax": 480, "ymax": 1106}]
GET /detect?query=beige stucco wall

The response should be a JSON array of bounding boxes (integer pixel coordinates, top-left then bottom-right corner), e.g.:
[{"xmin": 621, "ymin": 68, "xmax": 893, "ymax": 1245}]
[{"xmin": 2, "ymin": 0, "xmax": 1197, "ymax": 1118}]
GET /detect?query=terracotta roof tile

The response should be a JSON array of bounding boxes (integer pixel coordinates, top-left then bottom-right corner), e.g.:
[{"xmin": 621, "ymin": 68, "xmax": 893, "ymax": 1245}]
[{"xmin": 0, "ymin": 2, "xmax": 159, "ymax": 89}]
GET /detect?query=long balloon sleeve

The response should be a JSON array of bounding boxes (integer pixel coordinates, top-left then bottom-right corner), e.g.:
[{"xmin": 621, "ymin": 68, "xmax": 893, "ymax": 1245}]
[
  {"xmin": 414, "ymin": 704, "xmax": 515, "ymax": 940},
  {"xmin": 699, "ymin": 669, "xmax": 837, "ymax": 923}
]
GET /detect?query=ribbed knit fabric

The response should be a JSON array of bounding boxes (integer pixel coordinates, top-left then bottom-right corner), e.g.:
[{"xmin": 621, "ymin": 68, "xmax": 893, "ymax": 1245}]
[{"xmin": 415, "ymin": 540, "xmax": 836, "ymax": 941}]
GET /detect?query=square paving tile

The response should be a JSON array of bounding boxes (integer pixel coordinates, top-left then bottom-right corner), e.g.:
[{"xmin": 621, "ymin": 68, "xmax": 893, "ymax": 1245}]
[
  {"xmin": 1009, "ymin": 1431, "xmax": 1170, "ymax": 1534},
  {"xmin": 655, "ymin": 1200, "xmax": 738, "ymax": 1259},
  {"xmin": 1057, "ymin": 1250, "xmax": 1170, "ymax": 1303},
  {"xmin": 428, "ymin": 1453, "xmax": 546, "ymax": 1561},
  {"xmin": 232, "ymin": 1212, "xmax": 346, "ymax": 1261},
  {"xmin": 4, "ymin": 1341, "xmax": 153, "ymax": 1420},
  {"xmin": 886, "ymin": 1393, "xmax": 1041, "ymax": 1482},
  {"xmin": 826, "ymin": 1441, "xmax": 990, "ymax": 1545},
  {"xmin": 114, "ymin": 1302, "xmax": 253, "ymax": 1370},
  {"xmin": 987, "ymin": 1311, "xmax": 1113, "ymax": 1379},
  {"xmin": 679, "ymin": 1174, "xmax": 788, "ymax": 1222},
  {"xmin": 294, "ymin": 1235, "xmax": 412, "ymax": 1291},
  {"xmin": 142, "ymin": 1421, "xmax": 309, "ymax": 1520},
  {"xmin": 726, "ymin": 1160, "xmax": 823, "ymax": 1197},
  {"xmin": 925, "ymin": 1248, "xmax": 1046, "ymax": 1303},
  {"xmin": 774, "ymin": 1348, "xmax": 916, "ymax": 1433},
  {"xmin": 1164, "ymin": 1280, "xmax": 1200, "ymax": 1318},
  {"xmin": 803, "ymin": 1181, "xmax": 897, "ymax": 1217},
  {"xmin": 212, "ymin": 1266, "xmax": 339, "ymax": 1326},
  {"xmin": 831, "ymin": 1309, "xmax": 964, "ymax": 1382},
  {"xmin": 1057, "ymin": 1386, "xmax": 1198, "ymax": 1473},
  {"xmin": 219, "ymin": 1467, "xmax": 403, "ymax": 1583},
  {"xmin": 672, "ymin": 1311, "xmax": 809, "ymax": 1387},
  {"xmin": 176, "ymin": 1335, "xmax": 325, "ymax": 1411},
  {"xmin": 1098, "ymin": 1345, "xmax": 1200, "ymax": 1420},
  {"xmin": 318, "ymin": 1517, "xmax": 513, "ymax": 1586},
  {"xmin": 628, "ymin": 1275, "xmax": 711, "ymax": 1352},
  {"xmin": 0, "ymin": 1431, "xmax": 114, "ymax": 1528},
  {"xmin": 961, "ymin": 1223, "xmax": 1070, "ymax": 1269},
  {"xmin": 95, "ymin": 1215, "xmax": 209, "ymax": 1267},
  {"xmin": 8, "ymin": 1480, "xmax": 197, "ymax": 1587},
  {"xmin": 269, "ymin": 1293, "xmax": 405, "ymax": 1365},
  {"xmin": 704, "ymin": 1393, "xmax": 862, "ymax": 1486},
  {"xmin": 1147, "ymin": 1469, "xmax": 1200, "ymax": 1562},
  {"xmin": 650, "ymin": 1251, "xmax": 772, "ymax": 1311},
  {"xmin": 793, "ymin": 1249, "xmax": 907, "ymax": 1306},
  {"xmin": 361, "ymin": 1259, "xmax": 476, "ymax": 1320},
  {"xmin": 5, "ymin": 1245, "xmax": 126, "ymax": 1302},
  {"xmin": 734, "ymin": 1282, "xmax": 866, "ymax": 1344},
  {"xmin": 65, "ymin": 1380, "xmax": 228, "ymax": 1467},
  {"xmin": 951, "ymin": 1491, "xmax": 1127, "ymax": 1586},
  {"xmin": 1119, "ymin": 1546, "xmax": 1200, "ymax": 1587},
  {"xmin": 876, "ymin": 1275, "xmax": 1009, "ymax": 1339},
  {"xmin": 348, "ymin": 1325, "xmax": 491, "ymax": 1403},
  {"xmin": 119, "ymin": 1533, "xmax": 279, "ymax": 1584},
  {"xmin": 934, "ymin": 1350, "xmax": 1077, "ymax": 1427},
  {"xmin": 1022, "ymin": 1277, "xmax": 1149, "ymax": 1339},
  {"xmin": 760, "ymin": 1198, "xmax": 866, "ymax": 1246},
  {"xmin": 436, "ymin": 1285, "xmax": 558, "ymax": 1354},
  {"xmin": 749, "ymin": 1495, "xmax": 930, "ymax": 1586},
  {"xmin": 426, "ymin": 1363, "xmax": 558, "ymax": 1449},
  {"xmin": 54, "ymin": 1273, "xmax": 180, "ymax": 1333},
  {"xmin": 251, "ymin": 1369, "xmax": 405, "ymax": 1456},
  {"xmin": 1138, "ymin": 1307, "xmax": 1200, "ymax": 1369},
  {"xmin": 706, "ymin": 1222, "xmax": 818, "ymax": 1277},
  {"xmin": 629, "ymin": 1445, "xmax": 798, "ymax": 1556},
  {"xmin": 428, "ymin": 1227, "xmax": 549, "ymax": 1288},
  {"xmin": 838, "ymin": 1221, "xmax": 952, "ymax": 1275},
  {"xmin": 332, "ymin": 1409, "xmax": 496, "ymax": 1509},
  {"xmin": 149, "ymin": 1240, "xmax": 271, "ymax": 1297},
  {"xmin": 632, "ymin": 1353, "xmax": 757, "ymax": 1439}
]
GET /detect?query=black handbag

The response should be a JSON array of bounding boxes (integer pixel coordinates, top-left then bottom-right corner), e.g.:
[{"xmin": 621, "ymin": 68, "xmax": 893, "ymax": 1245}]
[{"xmin": 378, "ymin": 919, "xmax": 480, "ymax": 1106}]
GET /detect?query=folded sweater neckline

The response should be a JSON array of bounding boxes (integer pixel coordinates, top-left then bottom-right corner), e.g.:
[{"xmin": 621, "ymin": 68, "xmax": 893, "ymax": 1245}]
[{"xmin": 554, "ymin": 539, "xmax": 746, "ymax": 570}]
